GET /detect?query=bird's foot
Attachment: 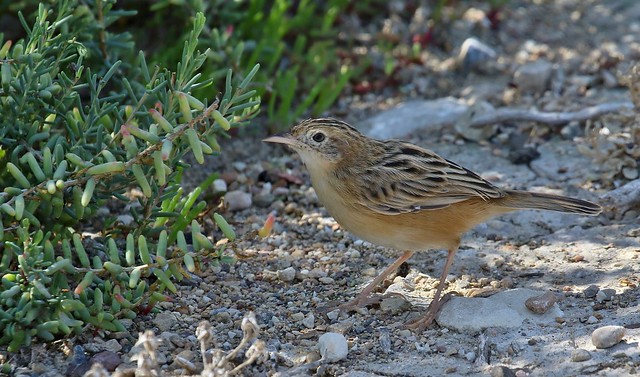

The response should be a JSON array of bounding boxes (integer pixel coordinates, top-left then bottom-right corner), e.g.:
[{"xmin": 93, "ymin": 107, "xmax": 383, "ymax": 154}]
[
  {"xmin": 404, "ymin": 292, "xmax": 455, "ymax": 332},
  {"xmin": 319, "ymin": 292, "xmax": 403, "ymax": 315}
]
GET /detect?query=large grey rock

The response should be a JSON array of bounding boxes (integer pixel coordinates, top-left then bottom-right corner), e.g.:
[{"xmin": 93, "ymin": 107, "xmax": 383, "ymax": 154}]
[
  {"xmin": 358, "ymin": 98, "xmax": 469, "ymax": 140},
  {"xmin": 436, "ymin": 288, "xmax": 563, "ymax": 333}
]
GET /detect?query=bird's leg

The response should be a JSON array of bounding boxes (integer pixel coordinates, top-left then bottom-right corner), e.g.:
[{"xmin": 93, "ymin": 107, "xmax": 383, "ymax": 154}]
[
  {"xmin": 336, "ymin": 250, "xmax": 414, "ymax": 311},
  {"xmin": 405, "ymin": 246, "xmax": 458, "ymax": 332}
]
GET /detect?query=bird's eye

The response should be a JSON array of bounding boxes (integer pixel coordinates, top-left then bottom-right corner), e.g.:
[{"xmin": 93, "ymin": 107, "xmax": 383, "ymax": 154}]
[{"xmin": 311, "ymin": 132, "xmax": 326, "ymax": 143}]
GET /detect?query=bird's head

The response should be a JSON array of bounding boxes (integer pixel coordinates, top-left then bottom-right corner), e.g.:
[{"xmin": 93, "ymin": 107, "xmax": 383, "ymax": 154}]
[{"xmin": 263, "ymin": 118, "xmax": 365, "ymax": 168}]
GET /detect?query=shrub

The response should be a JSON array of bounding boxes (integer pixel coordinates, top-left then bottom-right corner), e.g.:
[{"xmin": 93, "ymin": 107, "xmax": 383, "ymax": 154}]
[{"xmin": 0, "ymin": 1, "xmax": 259, "ymax": 351}]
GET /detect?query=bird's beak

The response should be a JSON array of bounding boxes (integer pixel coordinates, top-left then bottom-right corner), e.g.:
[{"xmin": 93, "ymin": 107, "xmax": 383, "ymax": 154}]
[{"xmin": 263, "ymin": 134, "xmax": 298, "ymax": 147}]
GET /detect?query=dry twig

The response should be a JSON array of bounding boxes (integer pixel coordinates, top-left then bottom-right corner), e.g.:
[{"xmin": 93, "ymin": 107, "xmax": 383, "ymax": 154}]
[{"xmin": 470, "ymin": 101, "xmax": 634, "ymax": 128}]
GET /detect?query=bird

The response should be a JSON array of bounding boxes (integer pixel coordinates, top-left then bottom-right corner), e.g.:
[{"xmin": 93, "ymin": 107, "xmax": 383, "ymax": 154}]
[{"xmin": 264, "ymin": 118, "xmax": 601, "ymax": 331}]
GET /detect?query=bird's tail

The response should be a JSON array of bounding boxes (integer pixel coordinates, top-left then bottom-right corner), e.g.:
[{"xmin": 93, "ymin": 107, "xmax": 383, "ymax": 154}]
[{"xmin": 500, "ymin": 190, "xmax": 601, "ymax": 215}]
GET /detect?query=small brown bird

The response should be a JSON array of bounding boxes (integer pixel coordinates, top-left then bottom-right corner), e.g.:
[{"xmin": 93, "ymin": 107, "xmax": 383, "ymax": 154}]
[{"xmin": 264, "ymin": 118, "xmax": 601, "ymax": 331}]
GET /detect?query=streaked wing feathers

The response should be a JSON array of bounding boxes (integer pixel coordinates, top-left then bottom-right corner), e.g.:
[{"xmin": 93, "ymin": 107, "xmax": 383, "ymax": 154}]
[{"xmin": 356, "ymin": 142, "xmax": 504, "ymax": 215}]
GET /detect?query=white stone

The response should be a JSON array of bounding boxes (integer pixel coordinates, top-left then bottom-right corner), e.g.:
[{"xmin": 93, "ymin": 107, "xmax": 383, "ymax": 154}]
[
  {"xmin": 276, "ymin": 267, "xmax": 296, "ymax": 282},
  {"xmin": 436, "ymin": 288, "xmax": 563, "ymax": 333},
  {"xmin": 212, "ymin": 179, "xmax": 227, "ymax": 193},
  {"xmin": 591, "ymin": 325, "xmax": 625, "ymax": 349},
  {"xmin": 318, "ymin": 333, "xmax": 348, "ymax": 362},
  {"xmin": 224, "ymin": 190, "xmax": 252, "ymax": 211}
]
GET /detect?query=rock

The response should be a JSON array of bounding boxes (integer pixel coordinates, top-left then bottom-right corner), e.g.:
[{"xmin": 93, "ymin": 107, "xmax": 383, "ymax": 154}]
[
  {"xmin": 308, "ymin": 268, "xmax": 328, "ymax": 279},
  {"xmin": 491, "ymin": 365, "xmax": 517, "ymax": 377},
  {"xmin": 379, "ymin": 328, "xmax": 392, "ymax": 354},
  {"xmin": 319, "ymin": 277, "xmax": 335, "ymax": 284},
  {"xmin": 436, "ymin": 288, "xmax": 563, "ymax": 333},
  {"xmin": 220, "ymin": 171, "xmax": 238, "ymax": 184},
  {"xmin": 586, "ymin": 316, "xmax": 598, "ymax": 324},
  {"xmin": 102, "ymin": 339, "xmax": 122, "ymax": 353},
  {"xmin": 232, "ymin": 161, "xmax": 247, "ymax": 171},
  {"xmin": 302, "ymin": 314, "xmax": 315, "ymax": 329},
  {"xmin": 513, "ymin": 60, "xmax": 553, "ymax": 93},
  {"xmin": 153, "ymin": 311, "xmax": 178, "ymax": 332},
  {"xmin": 224, "ymin": 190, "xmax": 252, "ymax": 211},
  {"xmin": 560, "ymin": 121, "xmax": 584, "ymax": 140},
  {"xmin": 591, "ymin": 325, "xmax": 625, "ymax": 349},
  {"xmin": 212, "ymin": 178, "xmax": 227, "ymax": 193},
  {"xmin": 253, "ymin": 192, "xmax": 274, "ymax": 207},
  {"xmin": 379, "ymin": 295, "xmax": 411, "ymax": 314},
  {"xmin": 66, "ymin": 346, "xmax": 90, "ymax": 377},
  {"xmin": 454, "ymin": 101, "xmax": 498, "ymax": 142},
  {"xmin": 326, "ymin": 309, "xmax": 340, "ymax": 321},
  {"xmin": 276, "ymin": 266, "xmax": 296, "ymax": 282},
  {"xmin": 465, "ymin": 351, "xmax": 476, "ymax": 362},
  {"xmin": 525, "ymin": 292, "xmax": 558, "ymax": 314},
  {"xmin": 358, "ymin": 98, "xmax": 470, "ymax": 140},
  {"xmin": 583, "ymin": 285, "xmax": 599, "ymax": 299},
  {"xmin": 90, "ymin": 351, "xmax": 122, "ymax": 371},
  {"xmin": 596, "ymin": 288, "xmax": 616, "ymax": 302},
  {"xmin": 458, "ymin": 37, "xmax": 497, "ymax": 71},
  {"xmin": 529, "ymin": 141, "xmax": 594, "ymax": 182},
  {"xmin": 116, "ymin": 214, "xmax": 134, "ymax": 226},
  {"xmin": 318, "ymin": 333, "xmax": 349, "ymax": 362},
  {"xmin": 571, "ymin": 348, "xmax": 592, "ymax": 362}
]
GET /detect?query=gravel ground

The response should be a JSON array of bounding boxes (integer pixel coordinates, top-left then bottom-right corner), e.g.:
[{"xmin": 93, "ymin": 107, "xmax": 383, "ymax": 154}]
[{"xmin": 5, "ymin": 1, "xmax": 640, "ymax": 376}]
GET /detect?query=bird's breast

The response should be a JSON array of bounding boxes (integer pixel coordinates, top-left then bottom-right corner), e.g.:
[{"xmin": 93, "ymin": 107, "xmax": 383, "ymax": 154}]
[{"xmin": 306, "ymin": 168, "xmax": 475, "ymax": 251}]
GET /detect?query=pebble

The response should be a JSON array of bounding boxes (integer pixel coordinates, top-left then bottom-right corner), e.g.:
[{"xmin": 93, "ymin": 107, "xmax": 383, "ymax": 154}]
[
  {"xmin": 458, "ymin": 37, "xmax": 496, "ymax": 71},
  {"xmin": 284, "ymin": 202, "xmax": 298, "ymax": 214},
  {"xmin": 379, "ymin": 295, "xmax": 411, "ymax": 314},
  {"xmin": 513, "ymin": 59, "xmax": 553, "ymax": 93},
  {"xmin": 153, "ymin": 311, "xmax": 178, "ymax": 332},
  {"xmin": 272, "ymin": 187, "xmax": 290, "ymax": 196},
  {"xmin": 597, "ymin": 288, "xmax": 616, "ymax": 302},
  {"xmin": 571, "ymin": 348, "xmax": 592, "ymax": 362},
  {"xmin": 291, "ymin": 312, "xmax": 305, "ymax": 322},
  {"xmin": 586, "ymin": 316, "xmax": 598, "ymax": 324},
  {"xmin": 90, "ymin": 351, "xmax": 122, "ymax": 371},
  {"xmin": 102, "ymin": 339, "xmax": 122, "ymax": 353},
  {"xmin": 277, "ymin": 267, "xmax": 296, "ymax": 282},
  {"xmin": 444, "ymin": 347, "xmax": 458, "ymax": 356},
  {"xmin": 591, "ymin": 325, "xmax": 625, "ymax": 349},
  {"xmin": 308, "ymin": 268, "xmax": 328, "ymax": 278},
  {"xmin": 465, "ymin": 351, "xmax": 476, "ymax": 362},
  {"xmin": 561, "ymin": 121, "xmax": 584, "ymax": 140},
  {"xmin": 525, "ymin": 292, "xmax": 558, "ymax": 314},
  {"xmin": 224, "ymin": 190, "xmax": 252, "ymax": 211},
  {"xmin": 326, "ymin": 309, "xmax": 340, "ymax": 321},
  {"xmin": 220, "ymin": 171, "xmax": 237, "ymax": 184},
  {"xmin": 397, "ymin": 329, "xmax": 412, "ymax": 338},
  {"xmin": 253, "ymin": 192, "xmax": 274, "ymax": 207},
  {"xmin": 212, "ymin": 178, "xmax": 227, "ymax": 193},
  {"xmin": 583, "ymin": 285, "xmax": 599, "ymax": 298},
  {"xmin": 491, "ymin": 366, "xmax": 517, "ymax": 377},
  {"xmin": 319, "ymin": 277, "xmax": 335, "ymax": 284},
  {"xmin": 361, "ymin": 267, "xmax": 377, "ymax": 277},
  {"xmin": 302, "ymin": 314, "xmax": 315, "ymax": 329},
  {"xmin": 232, "ymin": 161, "xmax": 247, "ymax": 171},
  {"xmin": 318, "ymin": 333, "xmax": 349, "ymax": 362},
  {"xmin": 379, "ymin": 328, "xmax": 392, "ymax": 354}
]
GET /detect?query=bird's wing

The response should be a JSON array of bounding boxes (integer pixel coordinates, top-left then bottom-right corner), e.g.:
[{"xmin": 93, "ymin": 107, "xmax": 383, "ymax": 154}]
[{"xmin": 354, "ymin": 141, "xmax": 505, "ymax": 215}]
